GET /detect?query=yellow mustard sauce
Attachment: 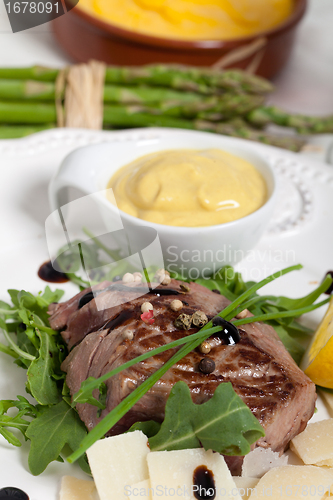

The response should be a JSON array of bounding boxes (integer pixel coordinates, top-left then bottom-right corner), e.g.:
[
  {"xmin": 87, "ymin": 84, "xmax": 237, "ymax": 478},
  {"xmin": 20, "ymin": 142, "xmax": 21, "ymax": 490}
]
[
  {"xmin": 107, "ymin": 149, "xmax": 267, "ymax": 227},
  {"xmin": 78, "ymin": 0, "xmax": 294, "ymax": 40}
]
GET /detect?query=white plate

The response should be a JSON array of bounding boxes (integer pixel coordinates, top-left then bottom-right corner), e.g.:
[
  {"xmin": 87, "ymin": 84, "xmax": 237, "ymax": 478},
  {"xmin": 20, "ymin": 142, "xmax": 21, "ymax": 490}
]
[{"xmin": 0, "ymin": 128, "xmax": 332, "ymax": 499}]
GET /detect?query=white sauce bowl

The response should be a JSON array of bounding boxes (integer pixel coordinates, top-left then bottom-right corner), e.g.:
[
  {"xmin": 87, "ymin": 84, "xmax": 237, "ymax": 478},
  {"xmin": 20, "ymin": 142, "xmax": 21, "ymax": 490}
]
[{"xmin": 49, "ymin": 128, "xmax": 277, "ymax": 277}]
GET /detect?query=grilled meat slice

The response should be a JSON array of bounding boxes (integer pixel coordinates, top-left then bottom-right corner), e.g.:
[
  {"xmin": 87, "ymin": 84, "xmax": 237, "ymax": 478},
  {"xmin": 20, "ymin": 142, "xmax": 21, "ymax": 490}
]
[{"xmin": 56, "ymin": 279, "xmax": 316, "ymax": 474}]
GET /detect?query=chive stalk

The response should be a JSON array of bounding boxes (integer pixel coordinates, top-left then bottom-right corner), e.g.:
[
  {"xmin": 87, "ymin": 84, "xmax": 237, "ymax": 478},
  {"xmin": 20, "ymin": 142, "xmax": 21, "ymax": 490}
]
[{"xmin": 233, "ymin": 297, "xmax": 331, "ymax": 327}]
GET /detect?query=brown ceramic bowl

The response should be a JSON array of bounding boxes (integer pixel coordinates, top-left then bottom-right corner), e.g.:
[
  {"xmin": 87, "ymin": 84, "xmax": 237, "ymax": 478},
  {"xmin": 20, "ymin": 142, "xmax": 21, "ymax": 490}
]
[{"xmin": 53, "ymin": 0, "xmax": 306, "ymax": 78}]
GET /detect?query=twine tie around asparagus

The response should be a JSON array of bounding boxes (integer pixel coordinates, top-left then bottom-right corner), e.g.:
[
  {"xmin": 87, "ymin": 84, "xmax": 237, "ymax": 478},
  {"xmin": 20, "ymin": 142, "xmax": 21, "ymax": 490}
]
[
  {"xmin": 212, "ymin": 37, "xmax": 267, "ymax": 74},
  {"xmin": 55, "ymin": 60, "xmax": 106, "ymax": 129},
  {"xmin": 55, "ymin": 66, "xmax": 67, "ymax": 128}
]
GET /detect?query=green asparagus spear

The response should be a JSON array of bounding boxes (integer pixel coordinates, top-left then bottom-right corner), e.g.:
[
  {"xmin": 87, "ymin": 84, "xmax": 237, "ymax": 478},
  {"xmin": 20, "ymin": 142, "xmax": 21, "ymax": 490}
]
[
  {"xmin": 247, "ymin": 106, "xmax": 333, "ymax": 134},
  {"xmin": 0, "ymin": 101, "xmax": 194, "ymax": 128},
  {"xmin": 107, "ymin": 93, "xmax": 264, "ymax": 120},
  {"xmin": 0, "ymin": 66, "xmax": 59, "ymax": 82},
  {"xmin": 104, "ymin": 107, "xmax": 304, "ymax": 151},
  {"xmin": 0, "ymin": 102, "xmax": 56, "ymax": 123},
  {"xmin": 0, "ymin": 80, "xmax": 55, "ymax": 101},
  {"xmin": 0, "ymin": 65, "xmax": 274, "ymax": 95},
  {"xmin": 104, "ymin": 65, "xmax": 274, "ymax": 95},
  {"xmin": 103, "ymin": 105, "xmax": 195, "ymax": 129},
  {"xmin": 103, "ymin": 85, "xmax": 204, "ymax": 104},
  {"xmin": 0, "ymin": 79, "xmax": 206, "ymax": 103},
  {"xmin": 201, "ymin": 118, "xmax": 306, "ymax": 151},
  {"xmin": 0, "ymin": 102, "xmax": 305, "ymax": 150}
]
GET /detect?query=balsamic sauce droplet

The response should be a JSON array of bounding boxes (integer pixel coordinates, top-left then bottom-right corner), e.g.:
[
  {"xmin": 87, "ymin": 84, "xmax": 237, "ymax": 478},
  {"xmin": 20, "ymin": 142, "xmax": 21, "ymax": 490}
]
[
  {"xmin": 38, "ymin": 260, "xmax": 69, "ymax": 284},
  {"xmin": 212, "ymin": 317, "xmax": 240, "ymax": 345},
  {"xmin": 78, "ymin": 291, "xmax": 95, "ymax": 309},
  {"xmin": 324, "ymin": 271, "xmax": 333, "ymax": 295},
  {"xmin": 99, "ymin": 310, "xmax": 135, "ymax": 331},
  {"xmin": 0, "ymin": 487, "xmax": 29, "ymax": 499},
  {"xmin": 193, "ymin": 465, "xmax": 216, "ymax": 499}
]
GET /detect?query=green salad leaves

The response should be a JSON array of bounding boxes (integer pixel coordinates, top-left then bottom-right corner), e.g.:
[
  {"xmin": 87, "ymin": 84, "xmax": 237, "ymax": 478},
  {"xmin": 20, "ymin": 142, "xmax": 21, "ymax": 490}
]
[{"xmin": 0, "ymin": 286, "xmax": 89, "ymax": 475}]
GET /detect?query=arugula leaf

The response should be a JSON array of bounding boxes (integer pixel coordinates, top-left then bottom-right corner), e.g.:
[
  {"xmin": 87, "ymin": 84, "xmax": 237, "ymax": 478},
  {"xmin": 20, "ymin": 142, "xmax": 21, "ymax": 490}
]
[
  {"xmin": 148, "ymin": 381, "xmax": 264, "ymax": 455},
  {"xmin": 14, "ymin": 329, "xmax": 38, "ymax": 368},
  {"xmin": 128, "ymin": 420, "xmax": 161, "ymax": 438},
  {"xmin": 76, "ymin": 377, "xmax": 107, "ymax": 410},
  {"xmin": 26, "ymin": 330, "xmax": 62, "ymax": 405},
  {"xmin": 8, "ymin": 287, "xmax": 64, "ymax": 327},
  {"xmin": 26, "ymin": 400, "xmax": 88, "ymax": 475},
  {"xmin": 0, "ymin": 397, "xmax": 40, "ymax": 447},
  {"xmin": 39, "ymin": 287, "xmax": 64, "ymax": 306}
]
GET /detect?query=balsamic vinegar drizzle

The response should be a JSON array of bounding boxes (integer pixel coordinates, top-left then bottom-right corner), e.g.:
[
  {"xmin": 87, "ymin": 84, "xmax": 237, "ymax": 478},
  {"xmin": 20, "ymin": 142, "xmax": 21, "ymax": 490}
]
[
  {"xmin": 0, "ymin": 487, "xmax": 29, "ymax": 499},
  {"xmin": 78, "ymin": 283, "xmax": 182, "ymax": 309},
  {"xmin": 38, "ymin": 260, "xmax": 69, "ymax": 284},
  {"xmin": 212, "ymin": 317, "xmax": 240, "ymax": 345},
  {"xmin": 99, "ymin": 310, "xmax": 135, "ymax": 332},
  {"xmin": 78, "ymin": 291, "xmax": 95, "ymax": 309},
  {"xmin": 193, "ymin": 465, "xmax": 216, "ymax": 499}
]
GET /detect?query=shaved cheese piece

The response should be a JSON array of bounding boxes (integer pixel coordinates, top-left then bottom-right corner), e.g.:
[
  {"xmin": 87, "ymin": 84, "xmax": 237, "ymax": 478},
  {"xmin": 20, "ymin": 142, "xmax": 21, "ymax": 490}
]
[
  {"xmin": 250, "ymin": 465, "xmax": 333, "ymax": 500},
  {"xmin": 242, "ymin": 447, "xmax": 288, "ymax": 478},
  {"xmin": 127, "ymin": 480, "xmax": 152, "ymax": 499},
  {"xmin": 147, "ymin": 448, "xmax": 241, "ymax": 499},
  {"xmin": 234, "ymin": 477, "xmax": 259, "ymax": 499},
  {"xmin": 291, "ymin": 419, "xmax": 333, "ymax": 464},
  {"xmin": 317, "ymin": 459, "xmax": 333, "ymax": 467},
  {"xmin": 86, "ymin": 430, "xmax": 150, "ymax": 500},
  {"xmin": 59, "ymin": 476, "xmax": 97, "ymax": 500}
]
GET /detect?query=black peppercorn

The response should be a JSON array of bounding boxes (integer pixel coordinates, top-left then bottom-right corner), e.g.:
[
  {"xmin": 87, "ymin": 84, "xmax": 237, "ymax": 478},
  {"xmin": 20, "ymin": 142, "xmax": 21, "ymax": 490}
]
[{"xmin": 199, "ymin": 357, "xmax": 215, "ymax": 374}]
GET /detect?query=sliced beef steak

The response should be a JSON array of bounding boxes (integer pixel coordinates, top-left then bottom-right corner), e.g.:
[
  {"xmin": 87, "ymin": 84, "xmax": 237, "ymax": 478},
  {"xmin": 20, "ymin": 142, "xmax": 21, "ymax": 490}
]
[{"xmin": 55, "ymin": 279, "xmax": 316, "ymax": 474}]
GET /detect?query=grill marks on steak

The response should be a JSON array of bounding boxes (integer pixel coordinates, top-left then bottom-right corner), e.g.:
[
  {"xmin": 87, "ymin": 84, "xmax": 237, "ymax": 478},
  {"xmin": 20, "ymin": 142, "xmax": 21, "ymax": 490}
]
[{"xmin": 53, "ymin": 279, "xmax": 316, "ymax": 470}]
